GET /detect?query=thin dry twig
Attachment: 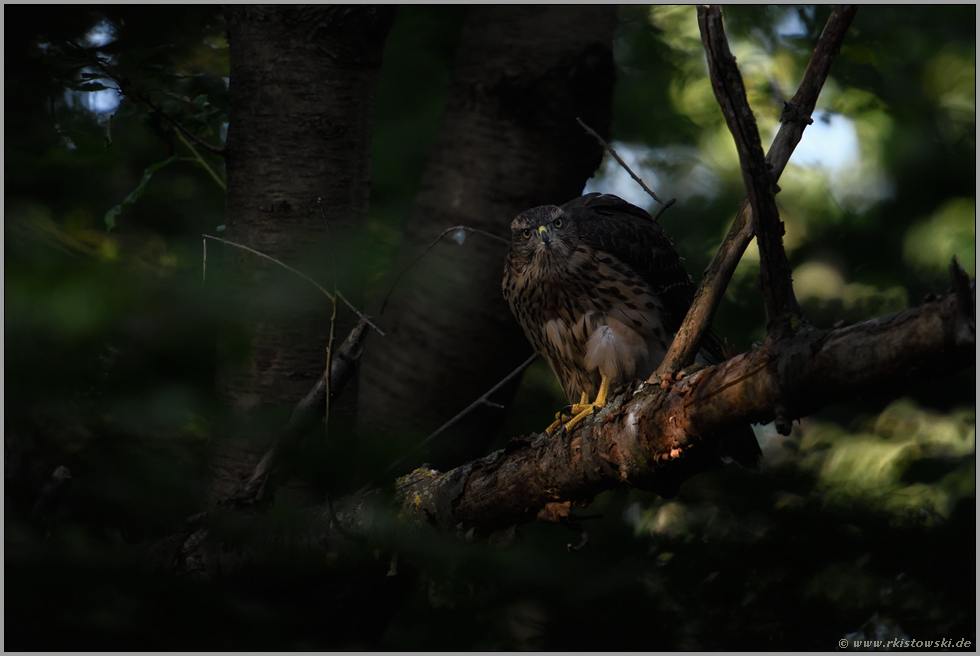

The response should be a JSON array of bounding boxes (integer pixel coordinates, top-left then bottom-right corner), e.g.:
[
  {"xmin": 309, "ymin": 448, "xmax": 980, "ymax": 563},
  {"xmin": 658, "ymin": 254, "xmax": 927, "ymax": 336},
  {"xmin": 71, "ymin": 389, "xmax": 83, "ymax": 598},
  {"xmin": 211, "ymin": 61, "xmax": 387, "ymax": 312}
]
[
  {"xmin": 575, "ymin": 116, "xmax": 676, "ymax": 221},
  {"xmin": 360, "ymin": 351, "xmax": 539, "ymax": 495},
  {"xmin": 174, "ymin": 129, "xmax": 226, "ymax": 190},
  {"xmin": 380, "ymin": 225, "xmax": 509, "ymax": 315},
  {"xmin": 202, "ymin": 234, "xmax": 385, "ymax": 337},
  {"xmin": 148, "ymin": 95, "xmax": 227, "ymax": 156},
  {"xmin": 203, "ymin": 234, "xmax": 334, "ymax": 298},
  {"xmin": 316, "ymin": 198, "xmax": 340, "ymax": 430},
  {"xmin": 324, "ymin": 296, "xmax": 338, "ymax": 431}
]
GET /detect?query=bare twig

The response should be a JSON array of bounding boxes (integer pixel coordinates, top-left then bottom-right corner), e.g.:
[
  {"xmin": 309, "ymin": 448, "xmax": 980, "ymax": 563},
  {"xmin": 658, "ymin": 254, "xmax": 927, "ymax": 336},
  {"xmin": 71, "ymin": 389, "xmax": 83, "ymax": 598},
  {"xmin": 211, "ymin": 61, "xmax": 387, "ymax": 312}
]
[
  {"xmin": 575, "ymin": 116, "xmax": 676, "ymax": 219},
  {"xmin": 174, "ymin": 129, "xmax": 226, "ymax": 190},
  {"xmin": 202, "ymin": 234, "xmax": 385, "ymax": 337},
  {"xmin": 147, "ymin": 95, "xmax": 227, "ymax": 156},
  {"xmin": 766, "ymin": 6, "xmax": 859, "ymax": 180},
  {"xmin": 655, "ymin": 6, "xmax": 855, "ymax": 376},
  {"xmin": 336, "ymin": 291, "xmax": 376, "ymax": 334},
  {"xmin": 380, "ymin": 225, "xmax": 509, "ymax": 315},
  {"xmin": 698, "ymin": 5, "xmax": 801, "ymax": 339},
  {"xmin": 325, "ymin": 297, "xmax": 338, "ymax": 432},
  {"xmin": 656, "ymin": 199, "xmax": 754, "ymax": 376},
  {"xmin": 360, "ymin": 351, "xmax": 539, "ymax": 495},
  {"xmin": 316, "ymin": 198, "xmax": 340, "ymax": 430},
  {"xmin": 203, "ymin": 235, "xmax": 333, "ymax": 298}
]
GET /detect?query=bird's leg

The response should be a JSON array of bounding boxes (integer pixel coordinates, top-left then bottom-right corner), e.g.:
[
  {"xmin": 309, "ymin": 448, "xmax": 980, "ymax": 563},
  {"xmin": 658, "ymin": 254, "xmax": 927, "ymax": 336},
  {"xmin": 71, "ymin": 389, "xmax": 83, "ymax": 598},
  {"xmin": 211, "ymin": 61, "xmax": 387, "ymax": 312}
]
[
  {"xmin": 563, "ymin": 375, "xmax": 610, "ymax": 433},
  {"xmin": 545, "ymin": 377, "xmax": 610, "ymax": 436},
  {"xmin": 567, "ymin": 388, "xmax": 600, "ymax": 417},
  {"xmin": 544, "ymin": 392, "xmax": 591, "ymax": 436}
]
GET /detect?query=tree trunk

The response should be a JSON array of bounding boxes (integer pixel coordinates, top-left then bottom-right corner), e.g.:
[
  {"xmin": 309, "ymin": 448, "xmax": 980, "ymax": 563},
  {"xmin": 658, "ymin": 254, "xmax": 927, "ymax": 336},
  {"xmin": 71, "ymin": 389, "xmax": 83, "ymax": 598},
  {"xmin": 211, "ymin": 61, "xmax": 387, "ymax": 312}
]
[
  {"xmin": 210, "ymin": 6, "xmax": 394, "ymax": 505},
  {"xmin": 357, "ymin": 6, "xmax": 618, "ymax": 471}
]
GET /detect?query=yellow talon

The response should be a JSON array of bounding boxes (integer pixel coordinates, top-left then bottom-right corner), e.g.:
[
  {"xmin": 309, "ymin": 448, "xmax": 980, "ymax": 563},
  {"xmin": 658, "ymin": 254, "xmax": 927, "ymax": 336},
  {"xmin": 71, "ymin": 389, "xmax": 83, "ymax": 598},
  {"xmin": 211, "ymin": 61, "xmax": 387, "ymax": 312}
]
[{"xmin": 544, "ymin": 376, "xmax": 611, "ymax": 435}]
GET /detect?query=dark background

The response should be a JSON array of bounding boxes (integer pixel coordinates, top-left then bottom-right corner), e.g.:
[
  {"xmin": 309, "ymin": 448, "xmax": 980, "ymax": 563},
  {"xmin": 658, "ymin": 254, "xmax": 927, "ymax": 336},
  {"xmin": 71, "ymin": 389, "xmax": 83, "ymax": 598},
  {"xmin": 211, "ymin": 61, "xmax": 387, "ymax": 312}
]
[{"xmin": 5, "ymin": 5, "xmax": 975, "ymax": 649}]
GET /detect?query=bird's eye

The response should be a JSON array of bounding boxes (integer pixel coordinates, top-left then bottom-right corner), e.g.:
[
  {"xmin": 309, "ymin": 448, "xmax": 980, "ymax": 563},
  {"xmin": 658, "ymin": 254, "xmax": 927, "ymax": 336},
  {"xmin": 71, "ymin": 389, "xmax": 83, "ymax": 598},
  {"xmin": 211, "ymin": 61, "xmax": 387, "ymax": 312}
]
[
  {"xmin": 553, "ymin": 218, "xmax": 563, "ymax": 228},
  {"xmin": 522, "ymin": 228, "xmax": 532, "ymax": 239}
]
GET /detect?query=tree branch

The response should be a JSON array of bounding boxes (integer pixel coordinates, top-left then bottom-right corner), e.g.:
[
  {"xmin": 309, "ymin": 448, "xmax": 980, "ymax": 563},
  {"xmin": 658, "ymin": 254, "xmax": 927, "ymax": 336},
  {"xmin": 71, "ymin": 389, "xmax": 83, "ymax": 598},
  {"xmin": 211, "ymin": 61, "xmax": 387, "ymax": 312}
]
[
  {"xmin": 401, "ymin": 279, "xmax": 974, "ymax": 533},
  {"xmin": 157, "ymin": 275, "xmax": 973, "ymax": 576},
  {"xmin": 203, "ymin": 234, "xmax": 385, "ymax": 337},
  {"xmin": 356, "ymin": 352, "xmax": 539, "ymax": 495},
  {"xmin": 224, "ymin": 318, "xmax": 370, "ymax": 507},
  {"xmin": 698, "ymin": 4, "xmax": 800, "ymax": 339},
  {"xmin": 767, "ymin": 5, "xmax": 859, "ymax": 180},
  {"xmin": 655, "ymin": 198, "xmax": 754, "ymax": 376},
  {"xmin": 656, "ymin": 6, "xmax": 857, "ymax": 375},
  {"xmin": 143, "ymin": 92, "xmax": 228, "ymax": 156},
  {"xmin": 575, "ymin": 116, "xmax": 676, "ymax": 219}
]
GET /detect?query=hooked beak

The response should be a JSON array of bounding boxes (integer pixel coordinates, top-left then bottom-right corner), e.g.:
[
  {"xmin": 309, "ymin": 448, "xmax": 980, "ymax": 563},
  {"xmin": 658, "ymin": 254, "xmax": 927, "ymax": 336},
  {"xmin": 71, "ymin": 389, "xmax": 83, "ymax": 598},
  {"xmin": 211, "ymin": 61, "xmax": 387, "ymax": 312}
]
[{"xmin": 537, "ymin": 224, "xmax": 552, "ymax": 245}]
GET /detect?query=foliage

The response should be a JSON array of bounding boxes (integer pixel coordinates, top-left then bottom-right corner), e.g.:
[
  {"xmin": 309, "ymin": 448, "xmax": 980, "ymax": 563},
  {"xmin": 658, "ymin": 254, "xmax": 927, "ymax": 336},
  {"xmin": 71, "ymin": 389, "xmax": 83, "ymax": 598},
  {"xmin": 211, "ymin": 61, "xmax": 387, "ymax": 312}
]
[{"xmin": 4, "ymin": 5, "xmax": 974, "ymax": 650}]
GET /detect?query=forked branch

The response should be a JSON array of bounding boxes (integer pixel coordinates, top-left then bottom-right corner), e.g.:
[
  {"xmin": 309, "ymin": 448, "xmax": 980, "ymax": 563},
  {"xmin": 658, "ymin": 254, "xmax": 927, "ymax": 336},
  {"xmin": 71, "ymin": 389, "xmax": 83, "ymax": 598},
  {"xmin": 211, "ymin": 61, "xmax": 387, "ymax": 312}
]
[
  {"xmin": 698, "ymin": 4, "xmax": 800, "ymax": 338},
  {"xmin": 656, "ymin": 5, "xmax": 857, "ymax": 375}
]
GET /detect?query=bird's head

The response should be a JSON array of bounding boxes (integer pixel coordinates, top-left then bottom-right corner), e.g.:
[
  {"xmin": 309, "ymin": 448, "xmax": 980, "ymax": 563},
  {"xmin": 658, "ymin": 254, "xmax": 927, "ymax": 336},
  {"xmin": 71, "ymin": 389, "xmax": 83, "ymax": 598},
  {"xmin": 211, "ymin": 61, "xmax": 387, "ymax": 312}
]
[{"xmin": 508, "ymin": 205, "xmax": 577, "ymax": 272}]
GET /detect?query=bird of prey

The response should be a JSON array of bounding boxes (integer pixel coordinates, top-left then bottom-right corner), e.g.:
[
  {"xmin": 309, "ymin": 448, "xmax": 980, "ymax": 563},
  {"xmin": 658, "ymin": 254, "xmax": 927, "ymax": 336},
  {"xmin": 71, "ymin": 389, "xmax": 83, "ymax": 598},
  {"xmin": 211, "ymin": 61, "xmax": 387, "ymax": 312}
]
[{"xmin": 502, "ymin": 192, "xmax": 761, "ymax": 469}]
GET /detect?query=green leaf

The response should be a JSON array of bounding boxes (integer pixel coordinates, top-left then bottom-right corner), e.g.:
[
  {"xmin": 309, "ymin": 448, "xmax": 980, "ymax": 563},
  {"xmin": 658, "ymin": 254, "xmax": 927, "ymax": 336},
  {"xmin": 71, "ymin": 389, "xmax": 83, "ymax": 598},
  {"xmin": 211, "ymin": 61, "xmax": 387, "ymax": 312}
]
[{"xmin": 102, "ymin": 156, "xmax": 178, "ymax": 231}]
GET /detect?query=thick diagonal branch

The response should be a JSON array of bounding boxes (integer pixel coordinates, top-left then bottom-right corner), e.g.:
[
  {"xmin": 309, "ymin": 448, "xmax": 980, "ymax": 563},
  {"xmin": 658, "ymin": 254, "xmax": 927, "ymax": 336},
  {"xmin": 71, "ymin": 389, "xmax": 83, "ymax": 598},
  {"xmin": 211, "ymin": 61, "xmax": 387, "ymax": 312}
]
[
  {"xmin": 657, "ymin": 6, "xmax": 857, "ymax": 376},
  {"xmin": 403, "ymin": 280, "xmax": 973, "ymax": 533}
]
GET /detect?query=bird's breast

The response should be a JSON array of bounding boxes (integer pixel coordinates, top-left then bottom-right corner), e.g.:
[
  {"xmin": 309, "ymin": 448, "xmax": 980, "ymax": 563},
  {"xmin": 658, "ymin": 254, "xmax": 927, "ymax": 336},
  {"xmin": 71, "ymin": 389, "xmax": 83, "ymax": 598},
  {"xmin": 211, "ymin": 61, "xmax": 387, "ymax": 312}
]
[{"xmin": 504, "ymin": 251, "xmax": 673, "ymax": 402}]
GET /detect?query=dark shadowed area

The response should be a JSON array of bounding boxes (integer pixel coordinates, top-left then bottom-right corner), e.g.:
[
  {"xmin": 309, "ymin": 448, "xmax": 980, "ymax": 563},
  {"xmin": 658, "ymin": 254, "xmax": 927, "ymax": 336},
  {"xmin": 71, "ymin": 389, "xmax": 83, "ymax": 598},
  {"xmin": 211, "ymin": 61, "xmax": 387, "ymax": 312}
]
[{"xmin": 5, "ymin": 5, "xmax": 975, "ymax": 650}]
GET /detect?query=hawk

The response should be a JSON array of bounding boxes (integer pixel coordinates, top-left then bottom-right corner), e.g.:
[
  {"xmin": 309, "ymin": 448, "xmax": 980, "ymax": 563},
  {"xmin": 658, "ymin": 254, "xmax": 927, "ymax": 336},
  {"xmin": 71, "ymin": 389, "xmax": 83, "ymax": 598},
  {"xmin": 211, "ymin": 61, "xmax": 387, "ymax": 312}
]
[{"xmin": 502, "ymin": 192, "xmax": 761, "ymax": 469}]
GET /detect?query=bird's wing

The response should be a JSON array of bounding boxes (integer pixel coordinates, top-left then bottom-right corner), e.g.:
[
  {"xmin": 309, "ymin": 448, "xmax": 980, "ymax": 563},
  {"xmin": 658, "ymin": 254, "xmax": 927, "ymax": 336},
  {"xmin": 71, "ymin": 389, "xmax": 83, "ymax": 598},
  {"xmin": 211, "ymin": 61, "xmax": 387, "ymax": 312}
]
[{"xmin": 564, "ymin": 193, "xmax": 727, "ymax": 362}]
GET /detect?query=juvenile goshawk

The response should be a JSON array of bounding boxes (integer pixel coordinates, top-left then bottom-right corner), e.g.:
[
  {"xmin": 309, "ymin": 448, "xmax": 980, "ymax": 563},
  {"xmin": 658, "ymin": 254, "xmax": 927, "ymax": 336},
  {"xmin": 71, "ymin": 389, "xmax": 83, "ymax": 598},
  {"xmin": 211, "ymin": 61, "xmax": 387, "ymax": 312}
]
[{"xmin": 502, "ymin": 192, "xmax": 761, "ymax": 469}]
